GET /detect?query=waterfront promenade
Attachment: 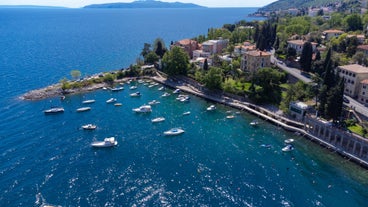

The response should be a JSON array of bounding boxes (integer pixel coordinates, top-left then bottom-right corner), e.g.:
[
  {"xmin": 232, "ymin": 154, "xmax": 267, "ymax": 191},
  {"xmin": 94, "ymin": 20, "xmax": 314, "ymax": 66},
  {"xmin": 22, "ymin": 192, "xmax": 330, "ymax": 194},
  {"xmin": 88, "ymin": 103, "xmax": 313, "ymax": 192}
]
[{"xmin": 150, "ymin": 74, "xmax": 368, "ymax": 169}]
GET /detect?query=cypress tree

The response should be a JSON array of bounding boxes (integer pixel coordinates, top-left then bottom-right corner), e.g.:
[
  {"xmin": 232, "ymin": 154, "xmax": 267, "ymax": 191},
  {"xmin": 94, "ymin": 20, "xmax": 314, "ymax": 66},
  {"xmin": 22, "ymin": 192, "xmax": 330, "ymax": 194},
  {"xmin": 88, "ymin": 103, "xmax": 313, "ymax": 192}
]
[{"xmin": 300, "ymin": 42, "xmax": 313, "ymax": 72}]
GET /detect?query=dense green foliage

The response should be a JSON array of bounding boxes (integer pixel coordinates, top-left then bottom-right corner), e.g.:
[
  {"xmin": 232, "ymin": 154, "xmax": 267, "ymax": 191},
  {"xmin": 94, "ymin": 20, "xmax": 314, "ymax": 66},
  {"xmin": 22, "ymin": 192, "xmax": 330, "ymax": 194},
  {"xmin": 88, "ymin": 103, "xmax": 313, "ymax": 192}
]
[{"xmin": 161, "ymin": 46, "xmax": 189, "ymax": 76}]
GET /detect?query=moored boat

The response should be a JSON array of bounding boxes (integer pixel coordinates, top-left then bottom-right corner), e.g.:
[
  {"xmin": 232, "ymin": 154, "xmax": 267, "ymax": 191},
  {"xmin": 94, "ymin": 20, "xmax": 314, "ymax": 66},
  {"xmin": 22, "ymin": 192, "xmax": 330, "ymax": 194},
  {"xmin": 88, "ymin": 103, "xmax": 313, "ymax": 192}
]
[
  {"xmin": 44, "ymin": 107, "xmax": 64, "ymax": 114},
  {"xmin": 106, "ymin": 98, "xmax": 117, "ymax": 103},
  {"xmin": 250, "ymin": 120, "xmax": 259, "ymax": 126},
  {"xmin": 173, "ymin": 89, "xmax": 181, "ymax": 94},
  {"xmin": 91, "ymin": 137, "xmax": 118, "ymax": 148},
  {"xmin": 284, "ymin": 139, "xmax": 295, "ymax": 144},
  {"xmin": 114, "ymin": 103, "xmax": 122, "ymax": 106},
  {"xmin": 151, "ymin": 117, "xmax": 165, "ymax": 123},
  {"xmin": 129, "ymin": 86, "xmax": 138, "ymax": 90},
  {"xmin": 161, "ymin": 92, "xmax": 170, "ymax": 97},
  {"xmin": 130, "ymin": 91, "xmax": 141, "ymax": 97},
  {"xmin": 111, "ymin": 86, "xmax": 124, "ymax": 91},
  {"xmin": 226, "ymin": 115, "xmax": 235, "ymax": 119},
  {"xmin": 132, "ymin": 105, "xmax": 152, "ymax": 113},
  {"xmin": 82, "ymin": 99, "xmax": 95, "ymax": 104},
  {"xmin": 76, "ymin": 107, "xmax": 91, "ymax": 112},
  {"xmin": 282, "ymin": 144, "xmax": 294, "ymax": 152},
  {"xmin": 183, "ymin": 111, "xmax": 191, "ymax": 115},
  {"xmin": 164, "ymin": 128, "xmax": 185, "ymax": 136},
  {"xmin": 148, "ymin": 100, "xmax": 160, "ymax": 105},
  {"xmin": 82, "ymin": 124, "xmax": 97, "ymax": 130},
  {"xmin": 206, "ymin": 105, "xmax": 216, "ymax": 111}
]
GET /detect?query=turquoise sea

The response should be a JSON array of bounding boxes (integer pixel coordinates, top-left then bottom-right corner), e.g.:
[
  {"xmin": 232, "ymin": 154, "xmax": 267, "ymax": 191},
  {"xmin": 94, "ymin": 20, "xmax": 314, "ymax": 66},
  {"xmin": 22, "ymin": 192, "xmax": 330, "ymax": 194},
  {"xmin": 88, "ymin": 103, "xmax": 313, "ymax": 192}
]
[{"xmin": 1, "ymin": 8, "xmax": 368, "ymax": 206}]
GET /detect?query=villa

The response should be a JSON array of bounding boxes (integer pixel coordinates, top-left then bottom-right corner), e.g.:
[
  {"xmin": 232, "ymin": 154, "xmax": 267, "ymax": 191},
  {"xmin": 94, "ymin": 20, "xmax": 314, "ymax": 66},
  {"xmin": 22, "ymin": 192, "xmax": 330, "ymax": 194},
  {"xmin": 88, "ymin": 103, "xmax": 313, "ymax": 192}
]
[
  {"xmin": 338, "ymin": 64, "xmax": 368, "ymax": 103},
  {"xmin": 241, "ymin": 50, "xmax": 271, "ymax": 72}
]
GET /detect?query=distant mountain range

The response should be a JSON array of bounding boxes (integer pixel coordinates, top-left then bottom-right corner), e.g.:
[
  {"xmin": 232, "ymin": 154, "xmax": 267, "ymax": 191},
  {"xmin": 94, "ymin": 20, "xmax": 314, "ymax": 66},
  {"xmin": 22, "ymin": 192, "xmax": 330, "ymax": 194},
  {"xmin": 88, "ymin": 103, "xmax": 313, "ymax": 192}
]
[
  {"xmin": 260, "ymin": 0, "xmax": 346, "ymax": 11},
  {"xmin": 84, "ymin": 0, "xmax": 205, "ymax": 9}
]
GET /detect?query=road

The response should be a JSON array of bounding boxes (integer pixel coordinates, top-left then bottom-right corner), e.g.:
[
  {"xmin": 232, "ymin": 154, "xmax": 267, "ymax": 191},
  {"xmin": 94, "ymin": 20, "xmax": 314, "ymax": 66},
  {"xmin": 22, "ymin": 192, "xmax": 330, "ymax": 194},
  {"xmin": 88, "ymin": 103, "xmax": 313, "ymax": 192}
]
[
  {"xmin": 271, "ymin": 54, "xmax": 368, "ymax": 119},
  {"xmin": 271, "ymin": 56, "xmax": 312, "ymax": 83},
  {"xmin": 345, "ymin": 96, "xmax": 368, "ymax": 118}
]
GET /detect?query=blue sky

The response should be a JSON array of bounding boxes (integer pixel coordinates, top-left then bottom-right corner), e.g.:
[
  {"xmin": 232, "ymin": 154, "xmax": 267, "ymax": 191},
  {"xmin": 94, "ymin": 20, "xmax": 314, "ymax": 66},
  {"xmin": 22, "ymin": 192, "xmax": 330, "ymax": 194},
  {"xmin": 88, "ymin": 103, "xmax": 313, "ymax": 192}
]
[{"xmin": 0, "ymin": 0, "xmax": 276, "ymax": 8}]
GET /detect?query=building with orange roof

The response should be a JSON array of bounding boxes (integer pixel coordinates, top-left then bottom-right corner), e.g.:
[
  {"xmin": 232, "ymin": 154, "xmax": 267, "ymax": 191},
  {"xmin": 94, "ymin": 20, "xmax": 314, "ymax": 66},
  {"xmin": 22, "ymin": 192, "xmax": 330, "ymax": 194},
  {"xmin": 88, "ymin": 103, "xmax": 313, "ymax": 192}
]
[
  {"xmin": 234, "ymin": 42, "xmax": 256, "ymax": 56},
  {"xmin": 171, "ymin": 39, "xmax": 199, "ymax": 59},
  {"xmin": 322, "ymin": 29, "xmax": 344, "ymax": 40},
  {"xmin": 241, "ymin": 50, "xmax": 271, "ymax": 72}
]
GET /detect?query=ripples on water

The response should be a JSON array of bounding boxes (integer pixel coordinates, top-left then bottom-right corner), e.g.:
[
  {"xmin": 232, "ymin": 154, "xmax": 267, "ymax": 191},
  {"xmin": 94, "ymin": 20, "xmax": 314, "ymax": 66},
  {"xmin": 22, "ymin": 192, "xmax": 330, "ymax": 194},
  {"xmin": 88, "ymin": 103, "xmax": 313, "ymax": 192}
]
[{"xmin": 1, "ymin": 83, "xmax": 367, "ymax": 206}]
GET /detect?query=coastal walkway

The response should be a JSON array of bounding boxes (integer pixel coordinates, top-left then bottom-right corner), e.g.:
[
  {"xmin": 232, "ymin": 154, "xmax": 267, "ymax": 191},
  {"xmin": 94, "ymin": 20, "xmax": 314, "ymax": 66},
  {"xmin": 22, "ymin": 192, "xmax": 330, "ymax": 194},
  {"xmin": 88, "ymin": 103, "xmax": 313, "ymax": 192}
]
[{"xmin": 150, "ymin": 75, "xmax": 368, "ymax": 169}]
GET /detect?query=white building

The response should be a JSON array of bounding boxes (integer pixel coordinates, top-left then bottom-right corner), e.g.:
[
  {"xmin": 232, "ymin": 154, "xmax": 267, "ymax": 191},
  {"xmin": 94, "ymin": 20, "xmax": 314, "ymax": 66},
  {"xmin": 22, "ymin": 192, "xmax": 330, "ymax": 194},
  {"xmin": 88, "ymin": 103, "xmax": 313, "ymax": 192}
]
[
  {"xmin": 289, "ymin": 101, "xmax": 308, "ymax": 121},
  {"xmin": 338, "ymin": 64, "xmax": 368, "ymax": 98}
]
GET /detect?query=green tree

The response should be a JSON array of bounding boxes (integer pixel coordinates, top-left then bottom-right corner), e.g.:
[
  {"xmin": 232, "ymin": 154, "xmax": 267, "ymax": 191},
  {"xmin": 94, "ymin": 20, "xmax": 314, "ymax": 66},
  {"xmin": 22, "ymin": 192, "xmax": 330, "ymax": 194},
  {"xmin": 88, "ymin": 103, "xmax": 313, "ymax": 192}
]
[
  {"xmin": 161, "ymin": 46, "xmax": 189, "ymax": 76},
  {"xmin": 325, "ymin": 78, "xmax": 345, "ymax": 121},
  {"xmin": 299, "ymin": 42, "xmax": 313, "ymax": 72},
  {"xmin": 203, "ymin": 58, "xmax": 209, "ymax": 71},
  {"xmin": 344, "ymin": 13, "xmax": 363, "ymax": 32},
  {"xmin": 145, "ymin": 51, "xmax": 159, "ymax": 64},
  {"xmin": 352, "ymin": 52, "xmax": 368, "ymax": 65},
  {"xmin": 153, "ymin": 38, "xmax": 167, "ymax": 58},
  {"xmin": 252, "ymin": 67, "xmax": 284, "ymax": 103},
  {"xmin": 71, "ymin": 70, "xmax": 81, "ymax": 80},
  {"xmin": 204, "ymin": 67, "xmax": 223, "ymax": 90},
  {"xmin": 60, "ymin": 78, "xmax": 71, "ymax": 90},
  {"xmin": 141, "ymin": 43, "xmax": 151, "ymax": 58},
  {"xmin": 317, "ymin": 85, "xmax": 328, "ymax": 117},
  {"xmin": 103, "ymin": 73, "xmax": 114, "ymax": 85}
]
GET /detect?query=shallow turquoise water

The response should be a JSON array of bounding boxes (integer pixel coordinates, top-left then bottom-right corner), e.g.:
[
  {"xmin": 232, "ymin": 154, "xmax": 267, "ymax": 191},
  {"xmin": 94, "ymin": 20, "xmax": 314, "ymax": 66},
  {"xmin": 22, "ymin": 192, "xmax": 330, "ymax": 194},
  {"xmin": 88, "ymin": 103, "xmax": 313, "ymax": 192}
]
[{"xmin": 0, "ymin": 8, "xmax": 368, "ymax": 206}]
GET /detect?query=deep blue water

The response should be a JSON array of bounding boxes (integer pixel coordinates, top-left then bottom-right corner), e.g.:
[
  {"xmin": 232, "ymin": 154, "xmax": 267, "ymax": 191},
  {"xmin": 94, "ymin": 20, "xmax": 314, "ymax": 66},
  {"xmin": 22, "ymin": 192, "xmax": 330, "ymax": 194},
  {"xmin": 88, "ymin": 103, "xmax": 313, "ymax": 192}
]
[{"xmin": 1, "ymin": 8, "xmax": 368, "ymax": 207}]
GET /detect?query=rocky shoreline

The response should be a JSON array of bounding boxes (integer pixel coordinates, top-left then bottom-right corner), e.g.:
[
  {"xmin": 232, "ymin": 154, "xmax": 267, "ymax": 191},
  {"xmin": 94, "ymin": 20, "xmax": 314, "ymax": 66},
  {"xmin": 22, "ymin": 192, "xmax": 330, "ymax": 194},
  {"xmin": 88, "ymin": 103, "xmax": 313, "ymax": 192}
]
[{"xmin": 20, "ymin": 82, "xmax": 107, "ymax": 101}]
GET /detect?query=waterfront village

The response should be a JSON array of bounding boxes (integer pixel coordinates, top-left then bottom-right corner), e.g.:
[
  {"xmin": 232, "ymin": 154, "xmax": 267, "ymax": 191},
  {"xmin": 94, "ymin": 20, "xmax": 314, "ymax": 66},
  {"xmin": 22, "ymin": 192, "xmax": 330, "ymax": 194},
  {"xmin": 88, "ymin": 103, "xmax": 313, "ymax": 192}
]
[{"xmin": 24, "ymin": 3, "xmax": 368, "ymax": 168}]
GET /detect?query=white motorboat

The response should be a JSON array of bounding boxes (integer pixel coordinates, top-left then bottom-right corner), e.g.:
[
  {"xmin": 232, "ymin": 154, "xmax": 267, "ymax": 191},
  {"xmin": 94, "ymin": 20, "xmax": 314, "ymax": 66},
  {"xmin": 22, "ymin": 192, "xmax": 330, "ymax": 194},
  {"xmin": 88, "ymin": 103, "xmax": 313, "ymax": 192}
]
[
  {"xmin": 161, "ymin": 92, "xmax": 170, "ymax": 97},
  {"xmin": 148, "ymin": 100, "xmax": 160, "ymax": 105},
  {"xmin": 132, "ymin": 105, "xmax": 152, "ymax": 113},
  {"xmin": 158, "ymin": 86, "xmax": 164, "ymax": 91},
  {"xmin": 250, "ymin": 120, "xmax": 259, "ymax": 126},
  {"xmin": 76, "ymin": 107, "xmax": 91, "ymax": 112},
  {"xmin": 82, "ymin": 99, "xmax": 95, "ymax": 104},
  {"xmin": 106, "ymin": 98, "xmax": 117, "ymax": 103},
  {"xmin": 148, "ymin": 84, "xmax": 155, "ymax": 88},
  {"xmin": 129, "ymin": 86, "xmax": 138, "ymax": 90},
  {"xmin": 226, "ymin": 115, "xmax": 235, "ymax": 119},
  {"xmin": 183, "ymin": 111, "xmax": 191, "ymax": 115},
  {"xmin": 176, "ymin": 95, "xmax": 190, "ymax": 102},
  {"xmin": 173, "ymin": 89, "xmax": 181, "ymax": 94},
  {"xmin": 164, "ymin": 128, "xmax": 185, "ymax": 136},
  {"xmin": 282, "ymin": 144, "xmax": 294, "ymax": 152},
  {"xmin": 82, "ymin": 124, "xmax": 97, "ymax": 130},
  {"xmin": 111, "ymin": 86, "xmax": 124, "ymax": 91},
  {"xmin": 44, "ymin": 107, "xmax": 64, "ymax": 114},
  {"xmin": 130, "ymin": 92, "xmax": 141, "ymax": 97},
  {"xmin": 151, "ymin": 117, "xmax": 165, "ymax": 123},
  {"xmin": 284, "ymin": 139, "xmax": 295, "ymax": 144},
  {"xmin": 114, "ymin": 103, "xmax": 122, "ymax": 106},
  {"xmin": 206, "ymin": 105, "xmax": 216, "ymax": 111},
  {"xmin": 91, "ymin": 137, "xmax": 118, "ymax": 148}
]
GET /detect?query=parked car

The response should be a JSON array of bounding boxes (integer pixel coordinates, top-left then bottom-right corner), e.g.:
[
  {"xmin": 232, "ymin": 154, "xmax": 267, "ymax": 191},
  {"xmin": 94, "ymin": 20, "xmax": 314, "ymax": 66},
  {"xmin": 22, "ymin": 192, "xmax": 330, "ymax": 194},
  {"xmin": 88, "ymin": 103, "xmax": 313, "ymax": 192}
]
[{"xmin": 343, "ymin": 97, "xmax": 350, "ymax": 104}]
